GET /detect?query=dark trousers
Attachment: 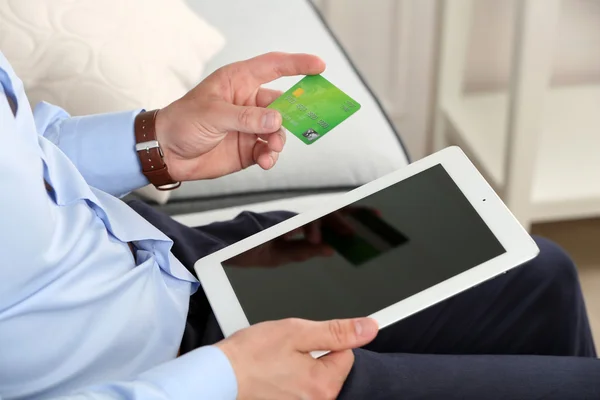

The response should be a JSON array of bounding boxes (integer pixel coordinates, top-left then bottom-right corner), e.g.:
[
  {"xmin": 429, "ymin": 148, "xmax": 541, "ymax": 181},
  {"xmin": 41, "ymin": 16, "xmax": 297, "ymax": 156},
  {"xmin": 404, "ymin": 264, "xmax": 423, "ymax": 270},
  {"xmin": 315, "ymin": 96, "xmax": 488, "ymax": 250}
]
[{"xmin": 129, "ymin": 200, "xmax": 600, "ymax": 399}]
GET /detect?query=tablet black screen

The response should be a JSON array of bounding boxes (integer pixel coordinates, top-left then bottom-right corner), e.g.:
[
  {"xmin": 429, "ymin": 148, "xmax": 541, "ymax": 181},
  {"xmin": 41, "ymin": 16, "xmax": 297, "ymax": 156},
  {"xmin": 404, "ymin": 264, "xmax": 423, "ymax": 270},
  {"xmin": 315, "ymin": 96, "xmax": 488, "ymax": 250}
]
[{"xmin": 222, "ymin": 164, "xmax": 506, "ymax": 324}]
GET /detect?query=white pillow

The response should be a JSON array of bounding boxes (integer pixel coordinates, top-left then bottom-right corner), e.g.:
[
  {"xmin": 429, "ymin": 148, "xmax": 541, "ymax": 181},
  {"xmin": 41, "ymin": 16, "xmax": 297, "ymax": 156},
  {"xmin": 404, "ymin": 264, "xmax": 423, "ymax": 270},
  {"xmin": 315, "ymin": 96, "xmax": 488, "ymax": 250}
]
[{"xmin": 0, "ymin": 0, "xmax": 225, "ymax": 204}]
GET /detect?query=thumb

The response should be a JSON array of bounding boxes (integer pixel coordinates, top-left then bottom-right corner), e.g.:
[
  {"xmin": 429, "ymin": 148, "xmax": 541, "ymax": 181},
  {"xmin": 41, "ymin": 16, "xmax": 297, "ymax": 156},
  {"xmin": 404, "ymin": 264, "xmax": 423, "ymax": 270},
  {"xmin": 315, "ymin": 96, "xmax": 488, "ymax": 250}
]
[
  {"xmin": 218, "ymin": 102, "xmax": 282, "ymax": 134},
  {"xmin": 296, "ymin": 318, "xmax": 379, "ymax": 353}
]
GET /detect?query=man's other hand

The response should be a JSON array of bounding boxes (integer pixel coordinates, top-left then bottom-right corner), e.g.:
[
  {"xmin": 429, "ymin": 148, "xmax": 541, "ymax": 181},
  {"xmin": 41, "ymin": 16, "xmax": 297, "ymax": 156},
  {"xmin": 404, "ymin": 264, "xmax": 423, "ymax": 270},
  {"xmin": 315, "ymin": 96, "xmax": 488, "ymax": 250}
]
[
  {"xmin": 216, "ymin": 318, "xmax": 379, "ymax": 400},
  {"xmin": 154, "ymin": 52, "xmax": 326, "ymax": 182}
]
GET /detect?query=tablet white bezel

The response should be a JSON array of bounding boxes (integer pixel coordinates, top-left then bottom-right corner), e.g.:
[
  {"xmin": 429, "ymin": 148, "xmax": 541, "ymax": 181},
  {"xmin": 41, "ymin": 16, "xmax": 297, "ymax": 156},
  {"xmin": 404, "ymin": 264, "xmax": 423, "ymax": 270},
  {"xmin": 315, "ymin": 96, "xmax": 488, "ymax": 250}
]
[{"xmin": 195, "ymin": 146, "xmax": 539, "ymax": 337}]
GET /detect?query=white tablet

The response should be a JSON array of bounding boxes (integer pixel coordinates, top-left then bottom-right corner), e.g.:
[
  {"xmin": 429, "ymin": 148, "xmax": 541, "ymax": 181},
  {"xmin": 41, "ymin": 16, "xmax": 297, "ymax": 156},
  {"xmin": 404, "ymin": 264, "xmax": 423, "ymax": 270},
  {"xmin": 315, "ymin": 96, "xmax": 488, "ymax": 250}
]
[{"xmin": 195, "ymin": 147, "xmax": 539, "ymax": 339}]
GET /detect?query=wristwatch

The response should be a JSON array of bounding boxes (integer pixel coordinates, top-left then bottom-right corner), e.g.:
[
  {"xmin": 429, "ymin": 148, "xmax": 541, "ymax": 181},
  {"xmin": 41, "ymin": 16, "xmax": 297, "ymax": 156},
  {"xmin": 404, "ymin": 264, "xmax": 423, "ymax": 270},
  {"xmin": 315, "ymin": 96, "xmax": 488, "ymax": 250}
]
[{"xmin": 134, "ymin": 109, "xmax": 181, "ymax": 190}]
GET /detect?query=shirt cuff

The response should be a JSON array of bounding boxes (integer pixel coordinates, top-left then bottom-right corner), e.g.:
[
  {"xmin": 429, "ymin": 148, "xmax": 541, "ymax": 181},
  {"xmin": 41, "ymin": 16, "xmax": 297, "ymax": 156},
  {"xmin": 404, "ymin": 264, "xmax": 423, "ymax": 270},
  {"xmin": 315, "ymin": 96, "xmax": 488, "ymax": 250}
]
[
  {"xmin": 56, "ymin": 109, "xmax": 149, "ymax": 196},
  {"xmin": 140, "ymin": 346, "xmax": 238, "ymax": 400}
]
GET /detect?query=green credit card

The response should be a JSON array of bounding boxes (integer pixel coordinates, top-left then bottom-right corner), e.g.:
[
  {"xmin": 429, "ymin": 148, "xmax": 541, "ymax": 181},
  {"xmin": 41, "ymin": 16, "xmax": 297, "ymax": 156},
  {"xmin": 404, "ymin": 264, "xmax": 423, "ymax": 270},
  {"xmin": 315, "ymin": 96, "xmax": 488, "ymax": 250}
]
[{"xmin": 267, "ymin": 75, "xmax": 361, "ymax": 144}]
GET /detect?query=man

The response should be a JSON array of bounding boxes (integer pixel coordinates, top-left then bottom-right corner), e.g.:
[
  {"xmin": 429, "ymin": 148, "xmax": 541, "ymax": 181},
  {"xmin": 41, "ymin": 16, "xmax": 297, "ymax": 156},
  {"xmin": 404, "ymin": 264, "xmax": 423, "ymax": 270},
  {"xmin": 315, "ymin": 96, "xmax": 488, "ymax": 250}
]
[{"xmin": 0, "ymin": 50, "xmax": 598, "ymax": 399}]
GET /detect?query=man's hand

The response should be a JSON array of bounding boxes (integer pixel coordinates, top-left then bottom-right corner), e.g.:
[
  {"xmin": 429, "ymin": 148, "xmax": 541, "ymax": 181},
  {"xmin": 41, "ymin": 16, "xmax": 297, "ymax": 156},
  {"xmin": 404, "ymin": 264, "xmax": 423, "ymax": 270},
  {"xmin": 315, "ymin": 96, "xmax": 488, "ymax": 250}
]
[
  {"xmin": 216, "ymin": 318, "xmax": 379, "ymax": 400},
  {"xmin": 154, "ymin": 52, "xmax": 326, "ymax": 182}
]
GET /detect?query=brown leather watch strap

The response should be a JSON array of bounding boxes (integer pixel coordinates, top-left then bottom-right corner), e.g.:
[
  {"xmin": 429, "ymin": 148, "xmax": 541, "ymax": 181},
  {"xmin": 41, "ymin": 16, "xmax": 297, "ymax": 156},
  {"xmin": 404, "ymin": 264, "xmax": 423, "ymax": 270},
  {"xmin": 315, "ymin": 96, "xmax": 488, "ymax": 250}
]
[{"xmin": 134, "ymin": 110, "xmax": 180, "ymax": 190}]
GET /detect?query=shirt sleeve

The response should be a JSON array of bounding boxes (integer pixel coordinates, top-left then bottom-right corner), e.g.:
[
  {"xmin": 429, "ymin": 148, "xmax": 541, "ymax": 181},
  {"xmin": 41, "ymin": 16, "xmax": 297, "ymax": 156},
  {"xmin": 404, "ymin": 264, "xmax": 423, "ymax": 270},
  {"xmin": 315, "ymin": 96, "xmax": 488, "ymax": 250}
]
[
  {"xmin": 1, "ymin": 347, "xmax": 238, "ymax": 400},
  {"xmin": 33, "ymin": 101, "xmax": 149, "ymax": 197}
]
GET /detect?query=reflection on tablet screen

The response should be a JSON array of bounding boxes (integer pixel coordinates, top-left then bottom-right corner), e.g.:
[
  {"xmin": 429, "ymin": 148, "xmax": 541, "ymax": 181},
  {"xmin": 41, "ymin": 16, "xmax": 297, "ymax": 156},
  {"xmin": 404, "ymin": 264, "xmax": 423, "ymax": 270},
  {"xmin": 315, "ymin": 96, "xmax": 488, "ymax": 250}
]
[
  {"xmin": 223, "ymin": 164, "xmax": 506, "ymax": 325},
  {"xmin": 321, "ymin": 207, "xmax": 409, "ymax": 266}
]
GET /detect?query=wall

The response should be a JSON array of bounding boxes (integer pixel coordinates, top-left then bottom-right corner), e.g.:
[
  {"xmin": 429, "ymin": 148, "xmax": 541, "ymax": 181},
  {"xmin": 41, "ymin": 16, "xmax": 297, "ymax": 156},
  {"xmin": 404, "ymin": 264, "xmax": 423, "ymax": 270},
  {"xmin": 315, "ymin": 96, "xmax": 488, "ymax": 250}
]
[
  {"xmin": 465, "ymin": 0, "xmax": 600, "ymax": 92},
  {"xmin": 313, "ymin": 0, "xmax": 600, "ymax": 158}
]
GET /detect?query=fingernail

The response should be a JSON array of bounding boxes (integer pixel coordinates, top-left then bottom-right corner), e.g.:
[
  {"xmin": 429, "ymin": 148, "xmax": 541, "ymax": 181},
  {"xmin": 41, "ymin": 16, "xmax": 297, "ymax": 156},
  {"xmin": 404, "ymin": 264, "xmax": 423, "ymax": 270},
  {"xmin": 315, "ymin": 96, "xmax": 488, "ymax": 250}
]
[
  {"xmin": 268, "ymin": 154, "xmax": 275, "ymax": 169},
  {"xmin": 262, "ymin": 111, "xmax": 279, "ymax": 130},
  {"xmin": 355, "ymin": 319, "xmax": 378, "ymax": 338}
]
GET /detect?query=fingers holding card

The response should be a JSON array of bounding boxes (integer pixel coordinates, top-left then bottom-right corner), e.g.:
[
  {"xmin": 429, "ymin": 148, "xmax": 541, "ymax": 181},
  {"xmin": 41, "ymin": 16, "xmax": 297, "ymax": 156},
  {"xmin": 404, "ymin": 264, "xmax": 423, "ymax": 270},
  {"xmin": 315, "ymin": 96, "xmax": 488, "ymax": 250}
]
[{"xmin": 267, "ymin": 75, "xmax": 361, "ymax": 145}]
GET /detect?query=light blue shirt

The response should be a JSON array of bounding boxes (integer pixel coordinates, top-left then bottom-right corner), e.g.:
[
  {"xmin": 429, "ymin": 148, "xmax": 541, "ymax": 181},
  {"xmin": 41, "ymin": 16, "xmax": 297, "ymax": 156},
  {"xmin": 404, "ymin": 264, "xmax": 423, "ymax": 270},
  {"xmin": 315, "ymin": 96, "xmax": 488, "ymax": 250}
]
[{"xmin": 0, "ymin": 52, "xmax": 237, "ymax": 399}]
